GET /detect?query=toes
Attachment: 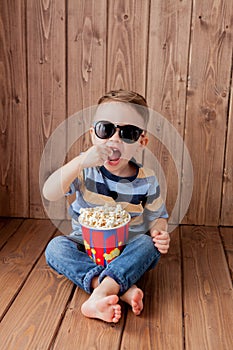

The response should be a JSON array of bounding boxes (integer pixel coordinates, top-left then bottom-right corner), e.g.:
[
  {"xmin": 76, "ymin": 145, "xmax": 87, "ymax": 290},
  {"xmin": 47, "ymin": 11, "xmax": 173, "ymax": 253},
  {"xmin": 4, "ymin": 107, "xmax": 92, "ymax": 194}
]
[
  {"xmin": 112, "ymin": 307, "xmax": 121, "ymax": 323},
  {"xmin": 112, "ymin": 314, "xmax": 121, "ymax": 323},
  {"xmin": 113, "ymin": 305, "xmax": 121, "ymax": 316},
  {"xmin": 81, "ymin": 294, "xmax": 122, "ymax": 323},
  {"xmin": 114, "ymin": 309, "xmax": 121, "ymax": 317},
  {"xmin": 131, "ymin": 295, "xmax": 143, "ymax": 315}
]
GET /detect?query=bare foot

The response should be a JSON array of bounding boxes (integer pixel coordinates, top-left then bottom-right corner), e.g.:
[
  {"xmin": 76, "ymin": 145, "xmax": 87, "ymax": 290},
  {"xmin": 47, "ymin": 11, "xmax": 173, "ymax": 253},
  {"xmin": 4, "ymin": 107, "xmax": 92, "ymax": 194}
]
[
  {"xmin": 81, "ymin": 294, "xmax": 121, "ymax": 323},
  {"xmin": 120, "ymin": 285, "xmax": 144, "ymax": 315}
]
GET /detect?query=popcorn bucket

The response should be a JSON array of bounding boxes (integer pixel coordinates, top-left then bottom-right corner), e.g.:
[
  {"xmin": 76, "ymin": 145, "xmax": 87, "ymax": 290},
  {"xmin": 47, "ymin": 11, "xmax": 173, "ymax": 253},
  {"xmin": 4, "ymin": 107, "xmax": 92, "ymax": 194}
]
[{"xmin": 79, "ymin": 216, "xmax": 130, "ymax": 267}]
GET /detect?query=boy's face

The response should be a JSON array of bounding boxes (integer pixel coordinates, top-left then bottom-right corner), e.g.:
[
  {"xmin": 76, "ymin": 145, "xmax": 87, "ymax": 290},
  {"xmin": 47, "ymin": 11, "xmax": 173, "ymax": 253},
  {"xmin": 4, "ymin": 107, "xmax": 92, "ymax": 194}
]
[{"xmin": 90, "ymin": 102, "xmax": 148, "ymax": 174}]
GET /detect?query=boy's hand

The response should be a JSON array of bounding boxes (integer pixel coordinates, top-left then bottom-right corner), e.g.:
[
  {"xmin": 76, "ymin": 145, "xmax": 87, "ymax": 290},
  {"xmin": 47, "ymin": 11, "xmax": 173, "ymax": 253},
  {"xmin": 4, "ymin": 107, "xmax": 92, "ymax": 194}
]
[
  {"xmin": 151, "ymin": 229, "xmax": 170, "ymax": 254},
  {"xmin": 80, "ymin": 145, "xmax": 113, "ymax": 169}
]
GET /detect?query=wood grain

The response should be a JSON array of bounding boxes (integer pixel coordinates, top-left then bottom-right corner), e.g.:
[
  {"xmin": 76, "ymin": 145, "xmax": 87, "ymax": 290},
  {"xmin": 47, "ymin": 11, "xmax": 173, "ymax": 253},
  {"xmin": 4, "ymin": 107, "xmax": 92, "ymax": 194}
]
[
  {"xmin": 0, "ymin": 219, "xmax": 56, "ymax": 320},
  {"xmin": 221, "ymin": 68, "xmax": 233, "ymax": 225},
  {"xmin": 0, "ymin": 0, "xmax": 232, "ymax": 226},
  {"xmin": 107, "ymin": 0, "xmax": 149, "ymax": 94},
  {"xmin": 66, "ymin": 0, "xmax": 107, "ymax": 173},
  {"xmin": 181, "ymin": 226, "xmax": 233, "ymax": 349},
  {"xmin": 121, "ymin": 228, "xmax": 183, "ymax": 349},
  {"xmin": 27, "ymin": 0, "xmax": 66, "ymax": 218},
  {"xmin": 0, "ymin": 220, "xmax": 233, "ymax": 349},
  {"xmin": 67, "ymin": 0, "xmax": 107, "ymax": 114},
  {"xmin": 220, "ymin": 227, "xmax": 233, "ymax": 280},
  {"xmin": 53, "ymin": 287, "xmax": 125, "ymax": 349},
  {"xmin": 145, "ymin": 0, "xmax": 192, "ymax": 222},
  {"xmin": 0, "ymin": 249, "xmax": 73, "ymax": 350},
  {"xmin": 0, "ymin": 218, "xmax": 23, "ymax": 249},
  {"xmin": 147, "ymin": 0, "xmax": 192, "ymax": 132},
  {"xmin": 183, "ymin": 0, "xmax": 233, "ymax": 225},
  {"xmin": 0, "ymin": 1, "xmax": 28, "ymax": 216}
]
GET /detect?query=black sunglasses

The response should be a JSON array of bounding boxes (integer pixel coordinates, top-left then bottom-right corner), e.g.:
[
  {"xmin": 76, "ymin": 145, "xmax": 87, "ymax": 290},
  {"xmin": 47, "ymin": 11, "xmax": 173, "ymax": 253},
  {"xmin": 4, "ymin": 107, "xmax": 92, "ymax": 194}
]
[{"xmin": 94, "ymin": 120, "xmax": 144, "ymax": 144}]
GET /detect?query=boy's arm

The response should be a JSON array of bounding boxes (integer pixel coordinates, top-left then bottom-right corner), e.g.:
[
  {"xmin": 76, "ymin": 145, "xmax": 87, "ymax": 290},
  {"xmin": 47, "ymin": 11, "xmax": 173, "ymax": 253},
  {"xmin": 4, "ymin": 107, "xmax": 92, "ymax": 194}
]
[
  {"xmin": 150, "ymin": 218, "xmax": 170, "ymax": 254},
  {"xmin": 43, "ymin": 144, "xmax": 113, "ymax": 201},
  {"xmin": 42, "ymin": 155, "xmax": 84, "ymax": 201}
]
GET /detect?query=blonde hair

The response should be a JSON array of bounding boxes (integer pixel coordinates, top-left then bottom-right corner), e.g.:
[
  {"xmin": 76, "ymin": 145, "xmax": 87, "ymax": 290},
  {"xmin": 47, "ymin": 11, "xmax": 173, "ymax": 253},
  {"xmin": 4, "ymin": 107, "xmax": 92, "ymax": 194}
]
[{"xmin": 98, "ymin": 89, "xmax": 149, "ymax": 126}]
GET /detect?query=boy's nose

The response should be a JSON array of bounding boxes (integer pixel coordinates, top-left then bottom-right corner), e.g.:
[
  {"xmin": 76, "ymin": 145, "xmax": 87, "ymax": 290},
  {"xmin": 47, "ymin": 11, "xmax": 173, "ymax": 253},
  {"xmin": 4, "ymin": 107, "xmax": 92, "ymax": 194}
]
[{"xmin": 109, "ymin": 128, "xmax": 121, "ymax": 141}]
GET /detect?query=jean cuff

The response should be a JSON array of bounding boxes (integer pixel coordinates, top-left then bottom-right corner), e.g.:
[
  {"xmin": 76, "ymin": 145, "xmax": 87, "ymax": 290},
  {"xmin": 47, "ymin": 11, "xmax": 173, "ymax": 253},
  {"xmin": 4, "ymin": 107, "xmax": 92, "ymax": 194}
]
[{"xmin": 83, "ymin": 265, "xmax": 104, "ymax": 294}]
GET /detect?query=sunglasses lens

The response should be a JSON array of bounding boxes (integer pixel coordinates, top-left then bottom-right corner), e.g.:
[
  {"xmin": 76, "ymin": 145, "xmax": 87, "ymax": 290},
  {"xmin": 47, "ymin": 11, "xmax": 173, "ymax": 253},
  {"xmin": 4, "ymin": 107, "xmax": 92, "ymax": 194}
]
[
  {"xmin": 94, "ymin": 121, "xmax": 115, "ymax": 139},
  {"xmin": 121, "ymin": 125, "xmax": 143, "ymax": 143},
  {"xmin": 94, "ymin": 121, "xmax": 143, "ymax": 143}
]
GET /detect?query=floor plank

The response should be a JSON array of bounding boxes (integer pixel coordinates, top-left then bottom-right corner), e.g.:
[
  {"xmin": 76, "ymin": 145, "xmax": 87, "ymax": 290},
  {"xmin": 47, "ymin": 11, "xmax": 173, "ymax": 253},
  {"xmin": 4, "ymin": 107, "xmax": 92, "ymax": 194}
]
[
  {"xmin": 0, "ymin": 219, "xmax": 57, "ymax": 320},
  {"xmin": 121, "ymin": 228, "xmax": 183, "ymax": 350},
  {"xmin": 53, "ymin": 287, "xmax": 125, "ymax": 350},
  {"xmin": 220, "ymin": 227, "xmax": 233, "ymax": 280},
  {"xmin": 0, "ymin": 221, "xmax": 233, "ymax": 350},
  {"xmin": 181, "ymin": 226, "xmax": 233, "ymax": 350},
  {"xmin": 0, "ymin": 218, "xmax": 23, "ymax": 249},
  {"xmin": 0, "ymin": 252, "xmax": 74, "ymax": 349}
]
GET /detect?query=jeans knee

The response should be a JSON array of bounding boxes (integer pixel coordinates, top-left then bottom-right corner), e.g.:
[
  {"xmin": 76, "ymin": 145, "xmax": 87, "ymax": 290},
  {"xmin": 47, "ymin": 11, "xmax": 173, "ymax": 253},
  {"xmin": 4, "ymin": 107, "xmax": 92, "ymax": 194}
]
[
  {"xmin": 45, "ymin": 236, "xmax": 66, "ymax": 262},
  {"xmin": 133, "ymin": 233, "xmax": 154, "ymax": 249},
  {"xmin": 141, "ymin": 234, "xmax": 153, "ymax": 244},
  {"xmin": 134, "ymin": 234, "xmax": 161, "ymax": 263}
]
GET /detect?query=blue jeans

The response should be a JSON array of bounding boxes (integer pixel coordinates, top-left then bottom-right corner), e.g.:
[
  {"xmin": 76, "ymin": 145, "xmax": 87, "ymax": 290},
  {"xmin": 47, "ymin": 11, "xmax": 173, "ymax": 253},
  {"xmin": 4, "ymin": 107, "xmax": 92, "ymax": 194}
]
[{"xmin": 45, "ymin": 234, "xmax": 160, "ymax": 295}]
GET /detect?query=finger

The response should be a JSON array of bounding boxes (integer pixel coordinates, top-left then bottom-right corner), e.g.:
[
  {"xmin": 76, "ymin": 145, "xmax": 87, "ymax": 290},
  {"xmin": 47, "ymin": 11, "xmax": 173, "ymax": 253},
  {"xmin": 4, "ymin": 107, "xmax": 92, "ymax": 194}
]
[
  {"xmin": 155, "ymin": 242, "xmax": 169, "ymax": 249},
  {"xmin": 101, "ymin": 150, "xmax": 112, "ymax": 159},
  {"xmin": 100, "ymin": 146, "xmax": 114, "ymax": 159},
  {"xmin": 97, "ymin": 144, "xmax": 112, "ymax": 155},
  {"xmin": 155, "ymin": 242, "xmax": 170, "ymax": 253},
  {"xmin": 102, "ymin": 145, "xmax": 113, "ymax": 155},
  {"xmin": 155, "ymin": 235, "xmax": 170, "ymax": 243},
  {"xmin": 158, "ymin": 248, "xmax": 169, "ymax": 254},
  {"xmin": 157, "ymin": 231, "xmax": 170, "ymax": 238},
  {"xmin": 155, "ymin": 241, "xmax": 169, "ymax": 249},
  {"xmin": 153, "ymin": 237, "xmax": 169, "ymax": 244},
  {"xmin": 151, "ymin": 230, "xmax": 159, "ymax": 238}
]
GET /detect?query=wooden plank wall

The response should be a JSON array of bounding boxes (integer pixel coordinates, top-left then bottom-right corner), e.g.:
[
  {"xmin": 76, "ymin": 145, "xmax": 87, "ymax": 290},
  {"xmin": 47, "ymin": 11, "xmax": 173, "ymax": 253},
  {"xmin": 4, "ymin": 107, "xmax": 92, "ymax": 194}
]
[{"xmin": 0, "ymin": 0, "xmax": 232, "ymax": 226}]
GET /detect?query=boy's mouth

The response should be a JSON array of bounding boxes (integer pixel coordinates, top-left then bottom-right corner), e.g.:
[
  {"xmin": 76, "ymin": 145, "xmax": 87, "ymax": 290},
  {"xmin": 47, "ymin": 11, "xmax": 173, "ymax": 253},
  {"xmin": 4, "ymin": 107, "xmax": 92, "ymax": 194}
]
[{"xmin": 108, "ymin": 148, "xmax": 122, "ymax": 165}]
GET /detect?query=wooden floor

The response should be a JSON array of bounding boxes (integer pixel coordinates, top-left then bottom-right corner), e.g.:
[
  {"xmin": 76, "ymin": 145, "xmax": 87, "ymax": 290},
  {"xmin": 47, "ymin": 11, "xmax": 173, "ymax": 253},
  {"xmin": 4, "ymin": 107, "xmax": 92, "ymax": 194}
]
[{"xmin": 0, "ymin": 219, "xmax": 232, "ymax": 350}]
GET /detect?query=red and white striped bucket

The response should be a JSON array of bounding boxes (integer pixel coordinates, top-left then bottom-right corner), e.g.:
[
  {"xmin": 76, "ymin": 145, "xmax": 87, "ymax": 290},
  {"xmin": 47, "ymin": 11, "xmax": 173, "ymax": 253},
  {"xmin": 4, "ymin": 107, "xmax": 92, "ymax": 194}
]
[{"xmin": 80, "ymin": 217, "xmax": 130, "ymax": 267}]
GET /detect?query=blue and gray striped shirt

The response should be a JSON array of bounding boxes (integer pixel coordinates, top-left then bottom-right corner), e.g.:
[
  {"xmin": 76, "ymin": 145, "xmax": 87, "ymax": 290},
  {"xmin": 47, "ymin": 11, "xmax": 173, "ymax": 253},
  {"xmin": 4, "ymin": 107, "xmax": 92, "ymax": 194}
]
[{"xmin": 66, "ymin": 162, "xmax": 168, "ymax": 242}]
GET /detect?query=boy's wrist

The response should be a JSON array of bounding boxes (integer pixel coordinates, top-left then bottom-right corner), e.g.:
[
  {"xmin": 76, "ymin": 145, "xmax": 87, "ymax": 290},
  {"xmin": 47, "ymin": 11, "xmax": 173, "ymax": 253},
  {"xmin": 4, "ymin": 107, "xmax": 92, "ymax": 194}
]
[{"xmin": 150, "ymin": 218, "xmax": 168, "ymax": 236}]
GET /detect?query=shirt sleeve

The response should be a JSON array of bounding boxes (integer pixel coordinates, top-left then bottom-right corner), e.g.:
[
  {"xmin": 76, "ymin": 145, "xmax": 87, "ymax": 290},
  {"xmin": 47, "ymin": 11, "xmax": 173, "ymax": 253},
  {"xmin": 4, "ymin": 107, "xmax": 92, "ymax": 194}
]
[
  {"xmin": 65, "ymin": 172, "xmax": 83, "ymax": 196},
  {"xmin": 144, "ymin": 174, "xmax": 169, "ymax": 221}
]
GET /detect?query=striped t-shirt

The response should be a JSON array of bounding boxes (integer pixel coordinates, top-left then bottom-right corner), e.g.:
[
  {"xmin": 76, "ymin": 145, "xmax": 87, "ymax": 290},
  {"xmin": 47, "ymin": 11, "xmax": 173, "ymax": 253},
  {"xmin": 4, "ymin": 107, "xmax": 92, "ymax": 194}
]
[{"xmin": 66, "ymin": 162, "xmax": 168, "ymax": 242}]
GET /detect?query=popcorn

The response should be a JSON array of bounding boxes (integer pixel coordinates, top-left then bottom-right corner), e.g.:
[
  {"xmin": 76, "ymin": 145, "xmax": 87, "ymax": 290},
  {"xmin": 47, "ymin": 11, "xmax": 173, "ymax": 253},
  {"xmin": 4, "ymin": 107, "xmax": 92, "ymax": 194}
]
[{"xmin": 79, "ymin": 204, "xmax": 130, "ymax": 229}]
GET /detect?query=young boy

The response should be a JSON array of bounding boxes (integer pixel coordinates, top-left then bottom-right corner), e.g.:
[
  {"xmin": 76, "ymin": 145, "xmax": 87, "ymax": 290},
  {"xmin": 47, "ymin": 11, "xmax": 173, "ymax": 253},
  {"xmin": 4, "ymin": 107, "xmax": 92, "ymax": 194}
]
[{"xmin": 43, "ymin": 90, "xmax": 170, "ymax": 323}]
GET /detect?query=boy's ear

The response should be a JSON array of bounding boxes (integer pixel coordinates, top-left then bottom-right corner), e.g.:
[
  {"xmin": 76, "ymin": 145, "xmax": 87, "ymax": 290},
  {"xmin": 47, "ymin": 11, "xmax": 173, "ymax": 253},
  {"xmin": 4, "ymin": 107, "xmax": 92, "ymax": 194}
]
[
  {"xmin": 139, "ymin": 134, "xmax": 148, "ymax": 147},
  {"xmin": 90, "ymin": 127, "xmax": 95, "ymax": 143}
]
